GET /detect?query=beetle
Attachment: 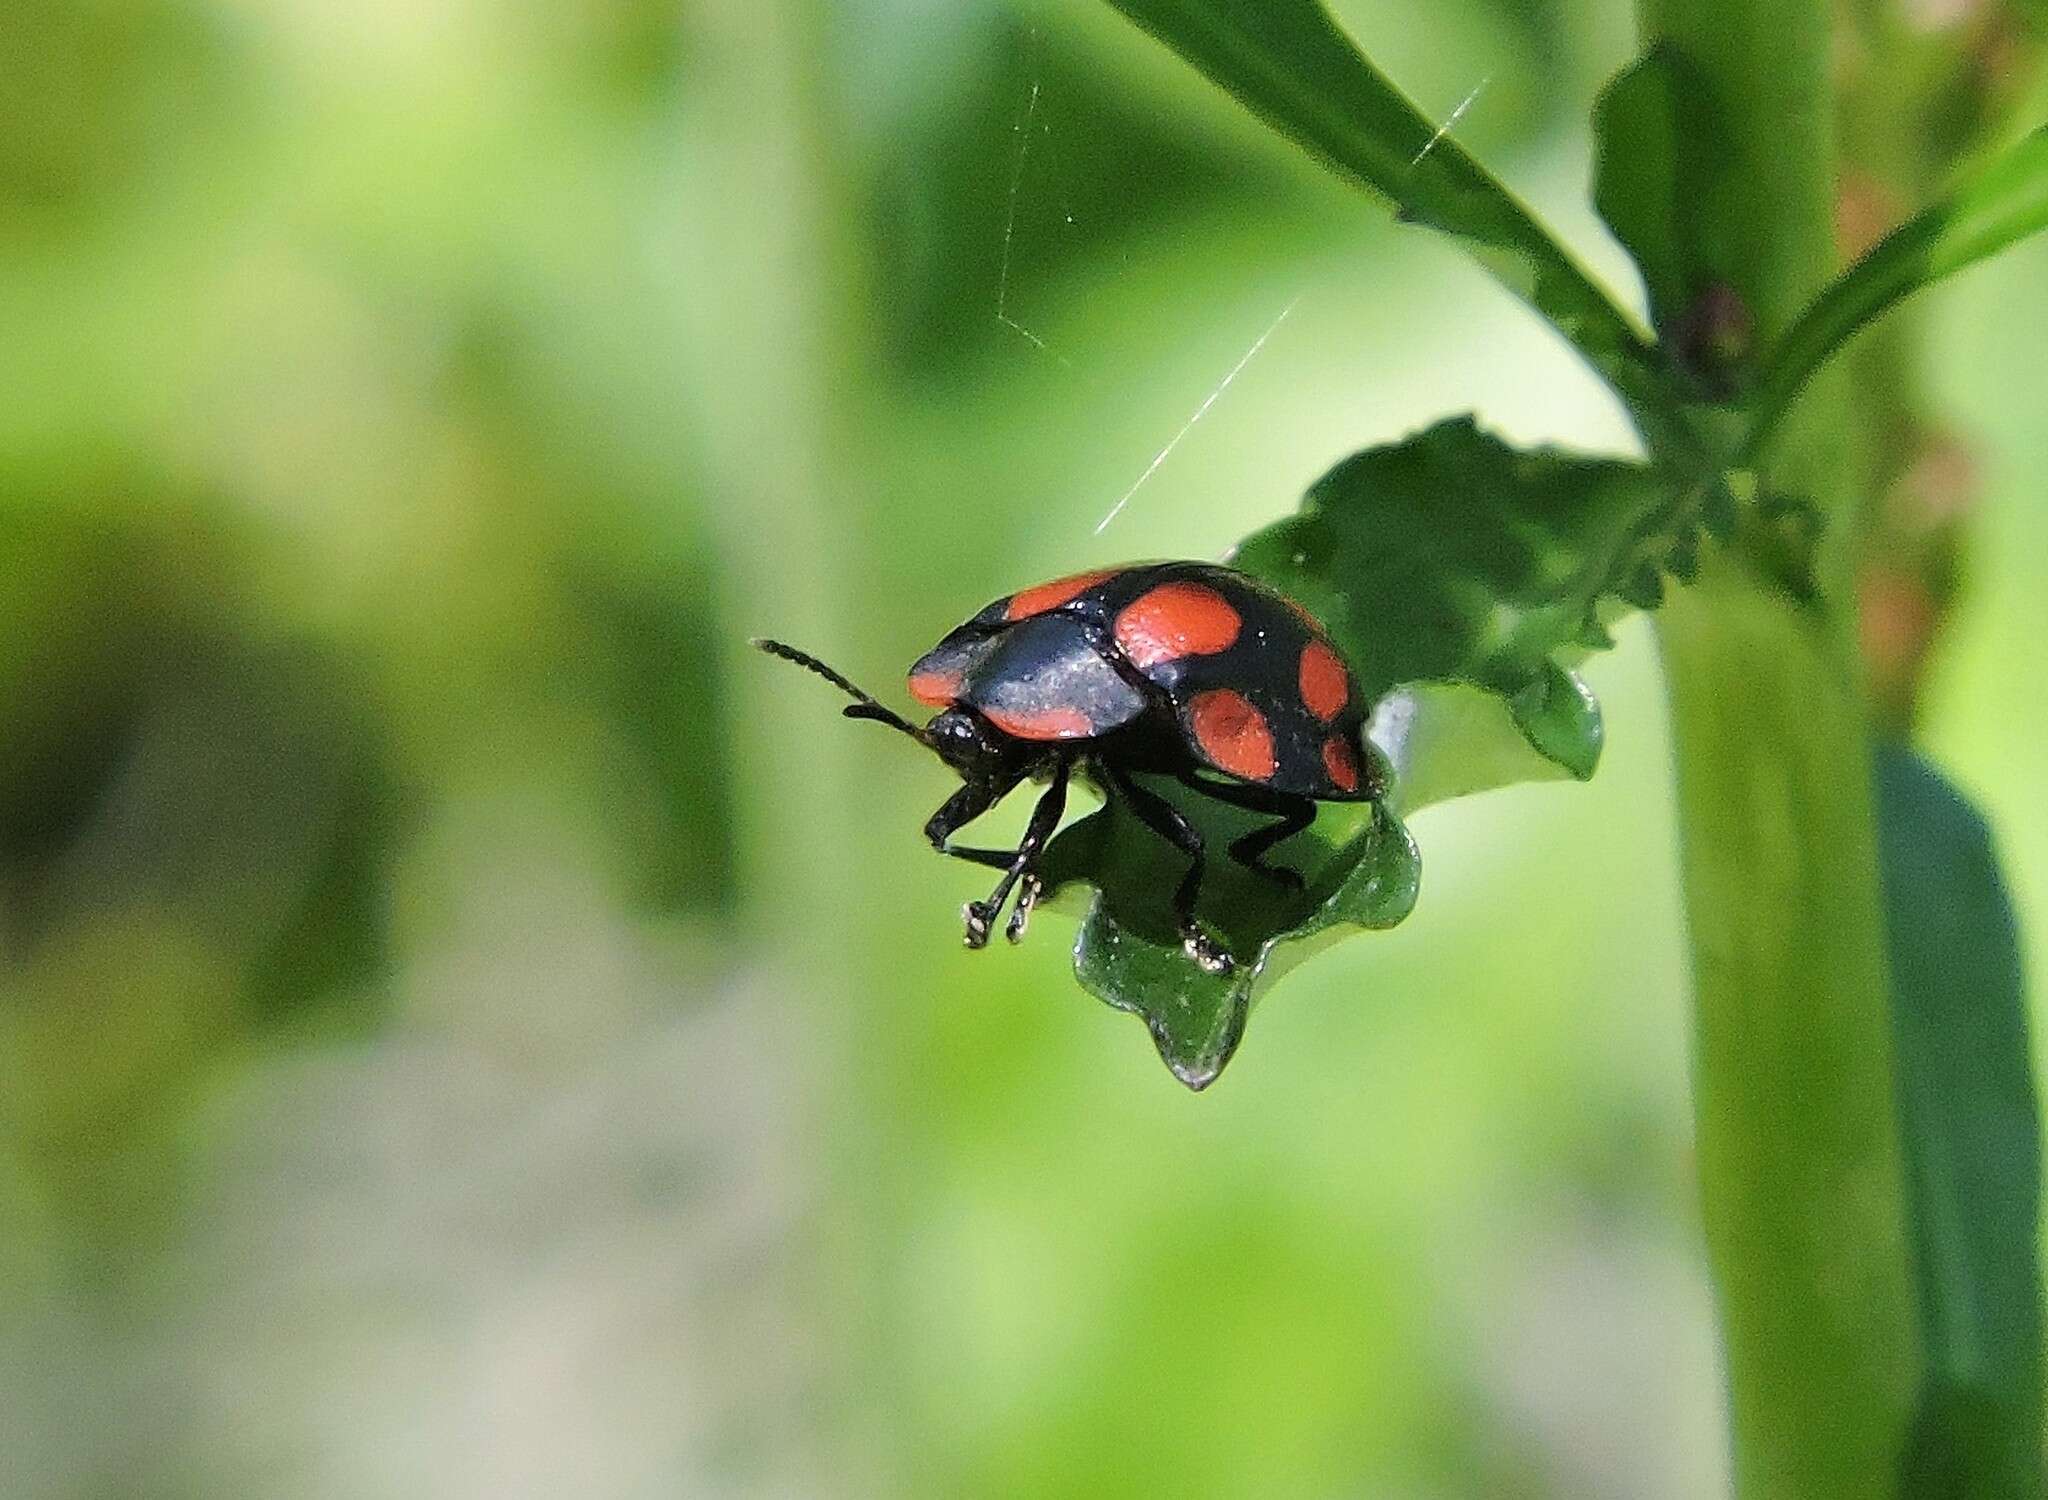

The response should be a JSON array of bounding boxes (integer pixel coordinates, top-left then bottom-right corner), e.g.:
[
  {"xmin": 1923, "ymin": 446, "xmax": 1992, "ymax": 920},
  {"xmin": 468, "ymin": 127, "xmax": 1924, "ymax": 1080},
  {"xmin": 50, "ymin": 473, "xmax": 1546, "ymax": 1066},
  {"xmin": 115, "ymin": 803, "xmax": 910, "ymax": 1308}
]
[{"xmin": 756, "ymin": 561, "xmax": 1388, "ymax": 974}]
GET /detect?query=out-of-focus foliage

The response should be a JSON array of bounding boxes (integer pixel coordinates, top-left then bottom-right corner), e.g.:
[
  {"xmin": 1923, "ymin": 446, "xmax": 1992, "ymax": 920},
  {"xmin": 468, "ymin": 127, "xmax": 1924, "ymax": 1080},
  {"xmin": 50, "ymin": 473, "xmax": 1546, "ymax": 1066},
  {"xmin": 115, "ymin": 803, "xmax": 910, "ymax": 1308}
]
[
  {"xmin": 1878, "ymin": 745, "xmax": 2042, "ymax": 1498},
  {"xmin": 1591, "ymin": 46, "xmax": 1744, "ymax": 356},
  {"xmin": 1, "ymin": 0, "xmax": 2044, "ymax": 1496},
  {"xmin": 1757, "ymin": 121, "xmax": 2048, "ymax": 432}
]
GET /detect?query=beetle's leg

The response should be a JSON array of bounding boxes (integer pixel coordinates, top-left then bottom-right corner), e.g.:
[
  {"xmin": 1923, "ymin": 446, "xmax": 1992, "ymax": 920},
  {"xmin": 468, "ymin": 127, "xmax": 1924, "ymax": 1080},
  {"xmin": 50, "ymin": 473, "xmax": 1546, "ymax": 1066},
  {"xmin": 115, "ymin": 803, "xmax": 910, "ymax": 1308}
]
[
  {"xmin": 925, "ymin": 765, "xmax": 1063, "ymax": 947},
  {"xmin": 925, "ymin": 779, "xmax": 1022, "ymax": 943},
  {"xmin": 961, "ymin": 759, "xmax": 1070, "ymax": 949},
  {"xmin": 1229, "ymin": 802, "xmax": 1315, "ymax": 891},
  {"xmin": 1003, "ymin": 873, "xmax": 1043, "ymax": 945},
  {"xmin": 924, "ymin": 779, "xmax": 1015, "ymax": 870},
  {"xmin": 1176, "ymin": 772, "xmax": 1316, "ymax": 892},
  {"xmin": 1101, "ymin": 764, "xmax": 1232, "ymax": 975}
]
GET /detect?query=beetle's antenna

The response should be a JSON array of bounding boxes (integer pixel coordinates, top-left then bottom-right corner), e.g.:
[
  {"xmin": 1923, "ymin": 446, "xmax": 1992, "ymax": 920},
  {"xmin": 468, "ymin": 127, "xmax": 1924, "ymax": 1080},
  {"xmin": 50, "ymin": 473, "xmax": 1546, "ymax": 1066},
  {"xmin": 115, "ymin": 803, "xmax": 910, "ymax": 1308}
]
[{"xmin": 753, "ymin": 638, "xmax": 929, "ymax": 744}]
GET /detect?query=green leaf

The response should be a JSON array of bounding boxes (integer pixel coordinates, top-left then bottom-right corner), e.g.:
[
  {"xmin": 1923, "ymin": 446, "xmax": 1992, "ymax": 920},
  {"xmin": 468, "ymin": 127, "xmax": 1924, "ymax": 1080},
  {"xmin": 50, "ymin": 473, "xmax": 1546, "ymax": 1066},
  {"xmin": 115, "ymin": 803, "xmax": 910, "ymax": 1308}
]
[
  {"xmin": 1044, "ymin": 796, "xmax": 1418, "ymax": 1090},
  {"xmin": 1367, "ymin": 679, "xmax": 1588, "ymax": 815},
  {"xmin": 1095, "ymin": 0, "xmax": 1662, "ymax": 418},
  {"xmin": 1592, "ymin": 46, "xmax": 1745, "ymax": 351},
  {"xmin": 1875, "ymin": 744, "xmax": 2042, "ymax": 1498},
  {"xmin": 1506, "ymin": 660, "xmax": 1604, "ymax": 782},
  {"xmin": 1753, "ymin": 123, "xmax": 2048, "ymax": 448},
  {"xmin": 1043, "ymin": 418, "xmax": 1710, "ymax": 1086},
  {"xmin": 1233, "ymin": 416, "xmax": 1679, "ymax": 780}
]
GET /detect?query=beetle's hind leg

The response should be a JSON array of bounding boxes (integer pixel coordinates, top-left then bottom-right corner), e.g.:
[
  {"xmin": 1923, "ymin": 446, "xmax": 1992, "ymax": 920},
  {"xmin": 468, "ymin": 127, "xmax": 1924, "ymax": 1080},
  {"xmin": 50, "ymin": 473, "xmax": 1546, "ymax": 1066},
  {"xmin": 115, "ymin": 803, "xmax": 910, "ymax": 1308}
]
[
  {"xmin": 929, "ymin": 760, "xmax": 1071, "ymax": 949},
  {"xmin": 1177, "ymin": 772, "xmax": 1317, "ymax": 893}
]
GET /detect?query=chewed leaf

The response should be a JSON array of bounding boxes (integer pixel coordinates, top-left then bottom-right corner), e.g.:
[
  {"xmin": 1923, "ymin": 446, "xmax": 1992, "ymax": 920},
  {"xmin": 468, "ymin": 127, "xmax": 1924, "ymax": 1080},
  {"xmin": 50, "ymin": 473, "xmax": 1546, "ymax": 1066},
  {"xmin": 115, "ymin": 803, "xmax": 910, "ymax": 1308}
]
[
  {"xmin": 1041, "ymin": 417, "xmax": 1711, "ymax": 1087},
  {"xmin": 1232, "ymin": 416, "xmax": 1688, "ymax": 785},
  {"xmin": 1042, "ymin": 789, "xmax": 1419, "ymax": 1089}
]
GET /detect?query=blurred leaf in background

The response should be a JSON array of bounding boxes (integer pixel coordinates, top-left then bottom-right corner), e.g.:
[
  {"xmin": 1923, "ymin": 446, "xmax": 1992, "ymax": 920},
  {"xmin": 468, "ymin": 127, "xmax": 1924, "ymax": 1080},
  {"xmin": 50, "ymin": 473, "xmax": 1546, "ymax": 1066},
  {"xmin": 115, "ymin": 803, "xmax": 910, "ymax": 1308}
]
[
  {"xmin": 0, "ymin": 0, "xmax": 2044, "ymax": 1497},
  {"xmin": 1877, "ymin": 744, "xmax": 2041, "ymax": 1498}
]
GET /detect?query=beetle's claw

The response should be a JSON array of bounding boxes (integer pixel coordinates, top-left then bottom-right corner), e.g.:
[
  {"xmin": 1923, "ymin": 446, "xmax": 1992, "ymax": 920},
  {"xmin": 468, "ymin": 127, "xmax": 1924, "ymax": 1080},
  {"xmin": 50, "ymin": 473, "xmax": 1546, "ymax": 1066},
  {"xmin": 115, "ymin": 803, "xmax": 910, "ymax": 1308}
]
[
  {"xmin": 1004, "ymin": 876, "xmax": 1043, "ymax": 944},
  {"xmin": 1181, "ymin": 925, "xmax": 1234, "ymax": 975},
  {"xmin": 963, "ymin": 901, "xmax": 996, "ymax": 949}
]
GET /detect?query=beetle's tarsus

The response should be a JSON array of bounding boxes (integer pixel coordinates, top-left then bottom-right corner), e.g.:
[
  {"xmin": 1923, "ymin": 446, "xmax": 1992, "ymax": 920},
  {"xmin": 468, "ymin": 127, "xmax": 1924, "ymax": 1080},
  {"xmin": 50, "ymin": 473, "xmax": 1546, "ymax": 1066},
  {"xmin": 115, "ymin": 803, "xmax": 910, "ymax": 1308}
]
[
  {"xmin": 1182, "ymin": 926, "xmax": 1234, "ymax": 975},
  {"xmin": 1005, "ymin": 875, "xmax": 1042, "ymax": 943},
  {"xmin": 963, "ymin": 901, "xmax": 996, "ymax": 949}
]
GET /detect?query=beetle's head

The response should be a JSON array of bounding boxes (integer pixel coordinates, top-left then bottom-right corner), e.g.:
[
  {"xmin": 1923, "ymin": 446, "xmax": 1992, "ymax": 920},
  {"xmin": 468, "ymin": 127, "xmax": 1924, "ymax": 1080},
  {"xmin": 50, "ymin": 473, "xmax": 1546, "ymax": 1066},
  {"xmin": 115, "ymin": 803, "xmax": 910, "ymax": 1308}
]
[{"xmin": 922, "ymin": 705, "xmax": 1029, "ymax": 786}]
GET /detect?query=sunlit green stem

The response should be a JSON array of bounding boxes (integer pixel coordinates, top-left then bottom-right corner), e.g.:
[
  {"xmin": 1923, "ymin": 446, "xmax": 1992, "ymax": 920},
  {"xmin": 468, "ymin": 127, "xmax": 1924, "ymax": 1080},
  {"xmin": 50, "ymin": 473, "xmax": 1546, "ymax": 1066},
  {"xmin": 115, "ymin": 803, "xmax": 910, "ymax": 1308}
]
[
  {"xmin": 1634, "ymin": 2, "xmax": 1919, "ymax": 1495},
  {"xmin": 1658, "ymin": 572, "xmax": 1916, "ymax": 1498}
]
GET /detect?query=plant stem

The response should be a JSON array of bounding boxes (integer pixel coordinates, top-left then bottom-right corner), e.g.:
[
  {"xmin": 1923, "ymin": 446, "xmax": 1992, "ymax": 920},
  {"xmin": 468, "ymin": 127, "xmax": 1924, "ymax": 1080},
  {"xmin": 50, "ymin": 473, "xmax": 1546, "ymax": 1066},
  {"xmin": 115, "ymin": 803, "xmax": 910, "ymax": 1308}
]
[
  {"xmin": 1658, "ymin": 576, "xmax": 1917, "ymax": 1497},
  {"xmin": 1634, "ymin": 3, "xmax": 1919, "ymax": 1494}
]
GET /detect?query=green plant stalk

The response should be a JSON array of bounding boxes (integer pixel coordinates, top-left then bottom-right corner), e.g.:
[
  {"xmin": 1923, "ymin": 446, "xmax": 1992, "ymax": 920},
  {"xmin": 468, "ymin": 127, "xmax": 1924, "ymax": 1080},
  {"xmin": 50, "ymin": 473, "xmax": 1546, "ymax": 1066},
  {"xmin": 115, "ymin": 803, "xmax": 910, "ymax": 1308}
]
[
  {"xmin": 1658, "ymin": 573, "xmax": 1917, "ymax": 1497},
  {"xmin": 1635, "ymin": 3, "xmax": 1919, "ymax": 1495}
]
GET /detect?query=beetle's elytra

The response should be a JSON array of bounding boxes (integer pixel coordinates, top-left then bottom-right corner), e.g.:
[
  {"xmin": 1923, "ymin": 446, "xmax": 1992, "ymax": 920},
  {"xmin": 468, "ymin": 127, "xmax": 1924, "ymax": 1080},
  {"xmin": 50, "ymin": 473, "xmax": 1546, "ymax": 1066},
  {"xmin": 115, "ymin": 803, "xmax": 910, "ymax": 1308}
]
[{"xmin": 757, "ymin": 561, "xmax": 1389, "ymax": 974}]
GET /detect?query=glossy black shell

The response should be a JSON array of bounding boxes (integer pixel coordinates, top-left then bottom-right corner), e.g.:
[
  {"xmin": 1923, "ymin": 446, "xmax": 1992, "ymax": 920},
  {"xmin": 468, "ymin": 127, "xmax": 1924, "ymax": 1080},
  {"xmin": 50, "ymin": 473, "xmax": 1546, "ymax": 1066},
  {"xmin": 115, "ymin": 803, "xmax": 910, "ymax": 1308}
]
[{"xmin": 907, "ymin": 561, "xmax": 1378, "ymax": 800}]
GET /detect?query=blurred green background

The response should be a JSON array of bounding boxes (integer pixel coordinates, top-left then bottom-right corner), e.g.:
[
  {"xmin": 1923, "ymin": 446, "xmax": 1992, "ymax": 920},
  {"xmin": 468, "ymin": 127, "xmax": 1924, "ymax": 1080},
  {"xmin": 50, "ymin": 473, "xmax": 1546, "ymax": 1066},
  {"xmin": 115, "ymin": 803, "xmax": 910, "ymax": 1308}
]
[{"xmin": 3, "ymin": 0, "xmax": 2044, "ymax": 1494}]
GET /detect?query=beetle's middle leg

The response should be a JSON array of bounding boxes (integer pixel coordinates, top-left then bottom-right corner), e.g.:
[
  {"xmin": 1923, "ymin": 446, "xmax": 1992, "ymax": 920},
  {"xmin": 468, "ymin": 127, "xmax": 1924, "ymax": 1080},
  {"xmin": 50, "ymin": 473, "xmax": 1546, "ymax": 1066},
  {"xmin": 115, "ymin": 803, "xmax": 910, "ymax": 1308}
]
[{"xmin": 1100, "ymin": 764, "xmax": 1233, "ymax": 975}]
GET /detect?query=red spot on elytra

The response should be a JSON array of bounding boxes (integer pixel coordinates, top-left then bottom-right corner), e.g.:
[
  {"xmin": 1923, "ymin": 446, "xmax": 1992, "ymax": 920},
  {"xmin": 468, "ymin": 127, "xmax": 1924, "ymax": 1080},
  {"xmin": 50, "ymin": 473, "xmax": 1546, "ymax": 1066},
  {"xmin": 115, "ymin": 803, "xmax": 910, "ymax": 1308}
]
[
  {"xmin": 1004, "ymin": 567, "xmax": 1122, "ymax": 621},
  {"xmin": 1299, "ymin": 640, "xmax": 1349, "ymax": 722},
  {"xmin": 1188, "ymin": 689, "xmax": 1276, "ymax": 782},
  {"xmin": 1114, "ymin": 583, "xmax": 1241, "ymax": 668},
  {"xmin": 983, "ymin": 704, "xmax": 1095, "ymax": 741},
  {"xmin": 1322, "ymin": 734, "xmax": 1360, "ymax": 793},
  {"xmin": 907, "ymin": 670, "xmax": 960, "ymax": 707}
]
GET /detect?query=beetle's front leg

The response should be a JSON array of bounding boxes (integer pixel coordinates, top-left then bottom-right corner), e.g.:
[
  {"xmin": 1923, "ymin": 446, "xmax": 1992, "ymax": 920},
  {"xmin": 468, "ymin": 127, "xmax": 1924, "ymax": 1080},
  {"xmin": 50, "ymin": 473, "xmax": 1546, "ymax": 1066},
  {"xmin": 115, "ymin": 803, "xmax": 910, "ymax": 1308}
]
[
  {"xmin": 924, "ymin": 781, "xmax": 1009, "ymax": 865},
  {"xmin": 933, "ymin": 766, "xmax": 1073, "ymax": 942},
  {"xmin": 923, "ymin": 770, "xmax": 1049, "ymax": 948},
  {"xmin": 954, "ymin": 760, "xmax": 1070, "ymax": 948}
]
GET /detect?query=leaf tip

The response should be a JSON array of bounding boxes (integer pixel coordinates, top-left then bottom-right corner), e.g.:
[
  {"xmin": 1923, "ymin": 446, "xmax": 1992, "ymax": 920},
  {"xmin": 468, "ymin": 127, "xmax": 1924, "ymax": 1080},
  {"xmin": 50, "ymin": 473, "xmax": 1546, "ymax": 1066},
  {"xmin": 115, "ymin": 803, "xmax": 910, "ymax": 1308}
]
[
  {"xmin": 1147, "ymin": 987, "xmax": 1250, "ymax": 1092},
  {"xmin": 1508, "ymin": 662, "xmax": 1603, "ymax": 781}
]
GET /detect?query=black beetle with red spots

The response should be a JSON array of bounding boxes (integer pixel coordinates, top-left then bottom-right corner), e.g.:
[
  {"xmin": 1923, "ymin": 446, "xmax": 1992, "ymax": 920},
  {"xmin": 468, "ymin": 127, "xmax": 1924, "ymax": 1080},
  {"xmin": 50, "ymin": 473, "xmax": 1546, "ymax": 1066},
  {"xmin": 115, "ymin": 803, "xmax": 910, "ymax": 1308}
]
[{"xmin": 756, "ymin": 562, "xmax": 1388, "ymax": 974}]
